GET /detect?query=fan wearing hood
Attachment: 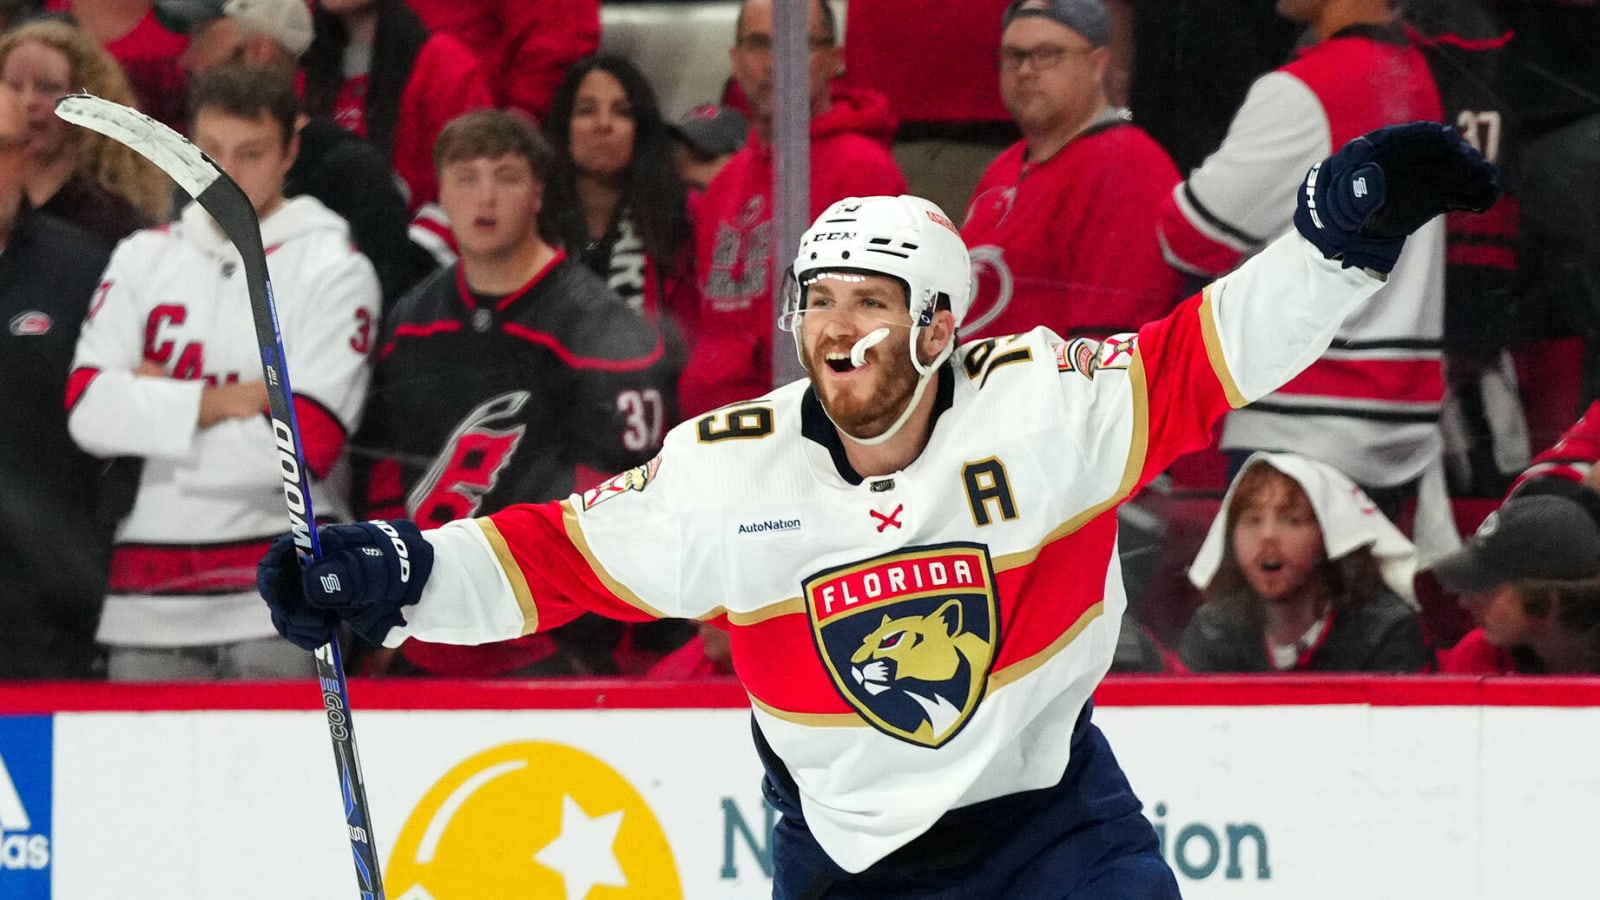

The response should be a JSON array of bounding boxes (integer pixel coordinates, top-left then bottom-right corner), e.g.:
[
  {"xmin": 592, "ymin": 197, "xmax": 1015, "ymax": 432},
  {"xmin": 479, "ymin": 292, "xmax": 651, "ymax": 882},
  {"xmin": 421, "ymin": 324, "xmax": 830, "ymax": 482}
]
[
  {"xmin": 1180, "ymin": 452, "xmax": 1431, "ymax": 673},
  {"xmin": 63, "ymin": 64, "xmax": 380, "ymax": 680}
]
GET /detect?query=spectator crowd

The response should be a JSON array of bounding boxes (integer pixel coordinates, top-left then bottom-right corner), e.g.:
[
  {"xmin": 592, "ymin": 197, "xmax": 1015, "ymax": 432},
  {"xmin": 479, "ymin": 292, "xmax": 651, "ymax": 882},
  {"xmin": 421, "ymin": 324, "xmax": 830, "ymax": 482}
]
[{"xmin": 2, "ymin": 0, "xmax": 1598, "ymax": 681}]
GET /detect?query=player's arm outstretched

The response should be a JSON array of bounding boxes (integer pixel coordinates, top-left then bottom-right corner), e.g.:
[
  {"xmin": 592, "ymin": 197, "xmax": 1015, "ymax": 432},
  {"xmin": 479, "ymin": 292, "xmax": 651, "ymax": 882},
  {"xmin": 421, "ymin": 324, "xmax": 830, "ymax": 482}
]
[
  {"xmin": 256, "ymin": 123, "xmax": 1498, "ymax": 653},
  {"xmin": 1110, "ymin": 122, "xmax": 1497, "ymax": 489}
]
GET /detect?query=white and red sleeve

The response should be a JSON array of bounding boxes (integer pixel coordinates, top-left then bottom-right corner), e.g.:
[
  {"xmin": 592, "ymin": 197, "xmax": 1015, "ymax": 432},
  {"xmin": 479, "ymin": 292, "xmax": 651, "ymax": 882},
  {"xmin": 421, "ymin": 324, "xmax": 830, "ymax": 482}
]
[
  {"xmin": 1157, "ymin": 72, "xmax": 1330, "ymax": 276},
  {"xmin": 66, "ymin": 236, "xmax": 205, "ymax": 460}
]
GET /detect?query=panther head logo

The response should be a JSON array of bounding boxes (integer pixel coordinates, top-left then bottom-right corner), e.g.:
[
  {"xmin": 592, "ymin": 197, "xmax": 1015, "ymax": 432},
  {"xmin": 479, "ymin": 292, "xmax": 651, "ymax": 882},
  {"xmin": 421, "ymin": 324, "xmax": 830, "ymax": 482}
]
[
  {"xmin": 850, "ymin": 599, "xmax": 991, "ymax": 745},
  {"xmin": 806, "ymin": 544, "xmax": 999, "ymax": 748}
]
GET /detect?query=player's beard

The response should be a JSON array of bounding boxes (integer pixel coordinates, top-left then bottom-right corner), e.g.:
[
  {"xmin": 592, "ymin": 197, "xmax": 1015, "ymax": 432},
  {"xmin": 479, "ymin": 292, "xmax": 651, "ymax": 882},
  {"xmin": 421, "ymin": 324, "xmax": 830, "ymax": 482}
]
[{"xmin": 806, "ymin": 332, "xmax": 922, "ymax": 440}]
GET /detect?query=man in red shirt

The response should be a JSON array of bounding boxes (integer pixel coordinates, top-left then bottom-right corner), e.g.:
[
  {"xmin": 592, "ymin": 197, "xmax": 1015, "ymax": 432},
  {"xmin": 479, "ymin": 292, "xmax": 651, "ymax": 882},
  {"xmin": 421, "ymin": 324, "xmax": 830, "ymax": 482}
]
[
  {"xmin": 960, "ymin": 0, "xmax": 1184, "ymax": 342},
  {"xmin": 676, "ymin": 0, "xmax": 907, "ymax": 418}
]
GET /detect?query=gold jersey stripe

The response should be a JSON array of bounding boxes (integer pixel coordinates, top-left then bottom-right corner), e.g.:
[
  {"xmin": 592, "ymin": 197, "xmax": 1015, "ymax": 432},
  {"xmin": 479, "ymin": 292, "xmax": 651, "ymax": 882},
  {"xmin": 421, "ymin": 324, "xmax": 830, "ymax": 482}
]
[
  {"xmin": 992, "ymin": 352, "xmax": 1150, "ymax": 573},
  {"xmin": 987, "ymin": 601, "xmax": 1105, "ymax": 692},
  {"xmin": 749, "ymin": 693, "xmax": 866, "ymax": 728},
  {"xmin": 474, "ymin": 517, "xmax": 539, "ymax": 635},
  {"xmin": 726, "ymin": 598, "xmax": 806, "ymax": 626},
  {"xmin": 1198, "ymin": 286, "xmax": 1249, "ymax": 408},
  {"xmin": 558, "ymin": 501, "xmax": 671, "ymax": 619}
]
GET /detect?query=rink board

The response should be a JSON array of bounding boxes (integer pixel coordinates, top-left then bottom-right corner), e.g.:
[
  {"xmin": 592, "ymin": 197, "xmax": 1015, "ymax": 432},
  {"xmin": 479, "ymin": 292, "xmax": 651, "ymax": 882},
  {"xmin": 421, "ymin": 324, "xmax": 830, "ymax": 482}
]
[{"xmin": 0, "ymin": 676, "xmax": 1597, "ymax": 899}]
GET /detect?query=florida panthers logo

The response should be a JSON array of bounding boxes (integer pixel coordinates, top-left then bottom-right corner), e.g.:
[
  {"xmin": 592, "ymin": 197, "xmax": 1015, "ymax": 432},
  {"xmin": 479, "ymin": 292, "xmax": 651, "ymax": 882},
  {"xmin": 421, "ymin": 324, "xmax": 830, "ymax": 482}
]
[{"xmin": 805, "ymin": 543, "xmax": 999, "ymax": 748}]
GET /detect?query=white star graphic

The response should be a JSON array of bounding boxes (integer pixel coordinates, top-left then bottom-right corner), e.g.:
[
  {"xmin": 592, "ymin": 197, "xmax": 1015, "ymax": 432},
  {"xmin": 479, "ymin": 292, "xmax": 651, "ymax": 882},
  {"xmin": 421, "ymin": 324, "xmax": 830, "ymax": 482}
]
[{"xmin": 533, "ymin": 794, "xmax": 628, "ymax": 900}]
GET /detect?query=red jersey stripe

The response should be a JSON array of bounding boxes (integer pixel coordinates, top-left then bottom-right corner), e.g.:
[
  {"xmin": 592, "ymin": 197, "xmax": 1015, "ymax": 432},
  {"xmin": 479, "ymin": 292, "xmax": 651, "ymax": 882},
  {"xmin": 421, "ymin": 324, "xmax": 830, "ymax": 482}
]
[{"xmin": 1278, "ymin": 356, "xmax": 1445, "ymax": 405}]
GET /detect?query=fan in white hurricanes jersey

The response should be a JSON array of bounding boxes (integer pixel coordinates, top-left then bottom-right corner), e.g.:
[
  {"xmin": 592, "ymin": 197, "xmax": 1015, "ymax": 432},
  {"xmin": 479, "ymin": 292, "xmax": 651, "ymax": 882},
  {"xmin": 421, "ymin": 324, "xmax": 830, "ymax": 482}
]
[{"xmin": 259, "ymin": 123, "xmax": 1497, "ymax": 899}]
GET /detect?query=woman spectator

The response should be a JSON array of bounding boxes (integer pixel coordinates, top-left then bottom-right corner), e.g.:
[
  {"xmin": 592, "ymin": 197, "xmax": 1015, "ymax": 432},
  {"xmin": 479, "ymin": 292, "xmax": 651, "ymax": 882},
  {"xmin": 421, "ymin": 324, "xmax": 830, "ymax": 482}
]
[
  {"xmin": 302, "ymin": 0, "xmax": 490, "ymax": 210},
  {"xmin": 540, "ymin": 53, "xmax": 696, "ymax": 327},
  {"xmin": 1180, "ymin": 452, "xmax": 1432, "ymax": 673},
  {"xmin": 1430, "ymin": 491, "xmax": 1600, "ymax": 674},
  {"xmin": 45, "ymin": 0, "xmax": 187, "ymax": 130},
  {"xmin": 0, "ymin": 18, "xmax": 167, "ymax": 240}
]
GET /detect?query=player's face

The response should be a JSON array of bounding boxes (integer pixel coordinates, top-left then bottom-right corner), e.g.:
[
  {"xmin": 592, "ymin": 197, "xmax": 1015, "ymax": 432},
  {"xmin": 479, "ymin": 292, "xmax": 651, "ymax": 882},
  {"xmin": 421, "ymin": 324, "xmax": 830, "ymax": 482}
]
[
  {"xmin": 569, "ymin": 69, "xmax": 636, "ymax": 180},
  {"xmin": 438, "ymin": 153, "xmax": 544, "ymax": 262},
  {"xmin": 1229, "ymin": 472, "xmax": 1327, "ymax": 603},
  {"xmin": 192, "ymin": 107, "xmax": 296, "ymax": 219},
  {"xmin": 799, "ymin": 273, "xmax": 922, "ymax": 439},
  {"xmin": 730, "ymin": 0, "xmax": 838, "ymax": 125},
  {"xmin": 998, "ymin": 17, "xmax": 1106, "ymax": 137},
  {"xmin": 1, "ymin": 39, "xmax": 72, "ymax": 161}
]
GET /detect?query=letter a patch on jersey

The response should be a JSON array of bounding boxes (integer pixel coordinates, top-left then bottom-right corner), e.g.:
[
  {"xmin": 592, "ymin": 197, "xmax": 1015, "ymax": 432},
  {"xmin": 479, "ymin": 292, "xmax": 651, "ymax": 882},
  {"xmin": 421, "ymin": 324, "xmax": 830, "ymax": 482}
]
[{"xmin": 803, "ymin": 543, "xmax": 999, "ymax": 748}]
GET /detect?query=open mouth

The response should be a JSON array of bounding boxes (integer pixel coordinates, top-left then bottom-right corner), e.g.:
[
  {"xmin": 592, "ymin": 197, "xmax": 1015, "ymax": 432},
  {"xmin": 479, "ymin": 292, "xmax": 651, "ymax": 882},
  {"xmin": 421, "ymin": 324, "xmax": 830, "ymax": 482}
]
[
  {"xmin": 1259, "ymin": 559, "xmax": 1284, "ymax": 573},
  {"xmin": 825, "ymin": 351, "xmax": 864, "ymax": 375}
]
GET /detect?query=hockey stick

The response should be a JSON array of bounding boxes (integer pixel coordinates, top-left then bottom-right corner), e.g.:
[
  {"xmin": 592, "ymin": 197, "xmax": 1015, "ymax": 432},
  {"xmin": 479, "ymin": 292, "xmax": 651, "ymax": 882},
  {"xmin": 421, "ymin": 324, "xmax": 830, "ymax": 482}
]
[{"xmin": 56, "ymin": 94, "xmax": 386, "ymax": 900}]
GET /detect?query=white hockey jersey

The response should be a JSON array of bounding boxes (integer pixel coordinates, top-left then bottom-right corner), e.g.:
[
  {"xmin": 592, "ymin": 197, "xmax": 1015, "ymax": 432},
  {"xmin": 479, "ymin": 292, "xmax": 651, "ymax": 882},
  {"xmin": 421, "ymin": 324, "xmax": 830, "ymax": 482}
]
[
  {"xmin": 387, "ymin": 234, "xmax": 1380, "ymax": 872},
  {"xmin": 68, "ymin": 196, "xmax": 380, "ymax": 647}
]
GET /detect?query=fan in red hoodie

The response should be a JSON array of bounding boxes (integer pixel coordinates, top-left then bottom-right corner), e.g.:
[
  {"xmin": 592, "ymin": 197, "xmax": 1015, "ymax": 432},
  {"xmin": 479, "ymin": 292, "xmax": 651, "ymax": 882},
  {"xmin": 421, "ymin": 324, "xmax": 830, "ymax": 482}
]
[{"xmin": 676, "ymin": 0, "xmax": 907, "ymax": 419}]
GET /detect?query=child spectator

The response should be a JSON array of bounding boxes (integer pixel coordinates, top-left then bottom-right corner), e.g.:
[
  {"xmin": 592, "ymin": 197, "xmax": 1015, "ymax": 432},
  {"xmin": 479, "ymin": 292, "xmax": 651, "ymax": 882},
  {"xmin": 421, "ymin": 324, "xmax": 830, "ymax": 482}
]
[
  {"xmin": 1430, "ymin": 492, "xmax": 1600, "ymax": 673},
  {"xmin": 303, "ymin": 0, "xmax": 490, "ymax": 210},
  {"xmin": 0, "ymin": 18, "xmax": 168, "ymax": 239},
  {"xmin": 403, "ymin": 0, "xmax": 598, "ymax": 122},
  {"xmin": 65, "ymin": 64, "xmax": 379, "ymax": 680},
  {"xmin": 46, "ymin": 0, "xmax": 187, "ymax": 130},
  {"xmin": 1181, "ymin": 452, "xmax": 1431, "ymax": 673}
]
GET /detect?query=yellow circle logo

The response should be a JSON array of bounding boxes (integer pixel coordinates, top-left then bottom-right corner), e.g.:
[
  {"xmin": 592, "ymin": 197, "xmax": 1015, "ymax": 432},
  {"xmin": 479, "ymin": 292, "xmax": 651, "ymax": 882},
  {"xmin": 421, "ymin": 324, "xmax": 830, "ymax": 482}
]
[{"xmin": 387, "ymin": 741, "xmax": 683, "ymax": 899}]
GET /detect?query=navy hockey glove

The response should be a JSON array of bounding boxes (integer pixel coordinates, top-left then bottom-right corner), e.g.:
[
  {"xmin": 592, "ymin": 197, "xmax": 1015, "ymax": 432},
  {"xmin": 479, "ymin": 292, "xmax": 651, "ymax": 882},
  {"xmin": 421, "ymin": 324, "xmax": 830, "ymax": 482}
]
[
  {"xmin": 256, "ymin": 520, "xmax": 435, "ymax": 650},
  {"xmin": 1294, "ymin": 121, "xmax": 1499, "ymax": 274}
]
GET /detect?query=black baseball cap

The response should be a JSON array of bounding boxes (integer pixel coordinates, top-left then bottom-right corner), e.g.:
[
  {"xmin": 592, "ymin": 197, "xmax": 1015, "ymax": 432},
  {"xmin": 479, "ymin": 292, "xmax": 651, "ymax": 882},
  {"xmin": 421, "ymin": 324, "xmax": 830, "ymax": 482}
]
[
  {"xmin": 1428, "ymin": 493, "xmax": 1600, "ymax": 595},
  {"xmin": 1001, "ymin": 0, "xmax": 1111, "ymax": 48},
  {"xmin": 668, "ymin": 104, "xmax": 749, "ymax": 159}
]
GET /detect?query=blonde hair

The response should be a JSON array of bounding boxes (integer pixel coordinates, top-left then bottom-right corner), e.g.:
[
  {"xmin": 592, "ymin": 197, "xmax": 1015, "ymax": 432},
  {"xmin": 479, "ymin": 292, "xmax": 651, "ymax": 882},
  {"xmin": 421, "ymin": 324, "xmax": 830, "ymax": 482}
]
[{"xmin": 0, "ymin": 20, "xmax": 170, "ymax": 218}]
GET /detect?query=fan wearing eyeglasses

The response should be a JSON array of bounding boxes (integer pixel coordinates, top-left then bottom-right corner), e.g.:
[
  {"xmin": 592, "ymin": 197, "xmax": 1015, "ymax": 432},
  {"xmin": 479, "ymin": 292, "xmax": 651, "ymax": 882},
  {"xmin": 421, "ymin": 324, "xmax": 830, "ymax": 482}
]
[
  {"xmin": 676, "ymin": 0, "xmax": 908, "ymax": 422},
  {"xmin": 960, "ymin": 0, "xmax": 1184, "ymax": 345}
]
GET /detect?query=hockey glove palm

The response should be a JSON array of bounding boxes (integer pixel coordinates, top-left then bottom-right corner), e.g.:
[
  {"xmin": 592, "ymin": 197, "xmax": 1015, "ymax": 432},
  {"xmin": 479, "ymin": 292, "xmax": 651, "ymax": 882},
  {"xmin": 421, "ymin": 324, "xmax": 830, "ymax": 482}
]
[
  {"xmin": 256, "ymin": 520, "xmax": 435, "ymax": 650},
  {"xmin": 1294, "ymin": 121, "xmax": 1499, "ymax": 274}
]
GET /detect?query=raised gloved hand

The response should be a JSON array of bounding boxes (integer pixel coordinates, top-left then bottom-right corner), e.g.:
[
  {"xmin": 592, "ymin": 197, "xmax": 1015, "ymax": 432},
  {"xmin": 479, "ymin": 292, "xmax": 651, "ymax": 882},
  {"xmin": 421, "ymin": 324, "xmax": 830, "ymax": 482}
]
[
  {"xmin": 257, "ymin": 520, "xmax": 435, "ymax": 650},
  {"xmin": 1294, "ymin": 121, "xmax": 1499, "ymax": 274}
]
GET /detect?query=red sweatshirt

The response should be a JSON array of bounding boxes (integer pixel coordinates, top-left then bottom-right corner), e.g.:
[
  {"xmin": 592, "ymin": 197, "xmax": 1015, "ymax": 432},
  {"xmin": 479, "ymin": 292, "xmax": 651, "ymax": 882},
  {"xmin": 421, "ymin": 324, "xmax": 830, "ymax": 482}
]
[
  {"xmin": 404, "ymin": 0, "xmax": 599, "ymax": 120},
  {"xmin": 677, "ymin": 85, "xmax": 907, "ymax": 418},
  {"xmin": 961, "ymin": 119, "xmax": 1186, "ymax": 341}
]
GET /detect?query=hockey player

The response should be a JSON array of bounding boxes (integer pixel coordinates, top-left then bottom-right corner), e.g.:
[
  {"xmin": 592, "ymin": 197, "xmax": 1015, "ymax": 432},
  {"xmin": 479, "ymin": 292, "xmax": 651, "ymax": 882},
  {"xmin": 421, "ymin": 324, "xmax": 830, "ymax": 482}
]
[
  {"xmin": 70, "ymin": 63, "xmax": 380, "ymax": 681},
  {"xmin": 259, "ymin": 123, "xmax": 1496, "ymax": 896}
]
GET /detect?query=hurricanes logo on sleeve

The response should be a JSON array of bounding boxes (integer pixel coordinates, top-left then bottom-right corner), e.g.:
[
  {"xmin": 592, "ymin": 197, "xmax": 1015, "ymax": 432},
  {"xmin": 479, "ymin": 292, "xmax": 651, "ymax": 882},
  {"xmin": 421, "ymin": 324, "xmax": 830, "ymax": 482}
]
[{"xmin": 804, "ymin": 543, "xmax": 999, "ymax": 748}]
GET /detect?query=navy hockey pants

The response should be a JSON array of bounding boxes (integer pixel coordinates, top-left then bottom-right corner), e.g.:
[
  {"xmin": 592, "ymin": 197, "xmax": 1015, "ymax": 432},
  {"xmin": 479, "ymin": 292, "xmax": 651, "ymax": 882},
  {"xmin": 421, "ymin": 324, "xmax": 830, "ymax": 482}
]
[{"xmin": 763, "ymin": 704, "xmax": 1182, "ymax": 899}]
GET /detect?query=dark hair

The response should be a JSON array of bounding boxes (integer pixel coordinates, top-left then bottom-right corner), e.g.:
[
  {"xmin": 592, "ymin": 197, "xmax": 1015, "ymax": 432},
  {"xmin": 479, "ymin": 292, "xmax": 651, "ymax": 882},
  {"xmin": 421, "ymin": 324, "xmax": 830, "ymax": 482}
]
[
  {"xmin": 434, "ymin": 109, "xmax": 554, "ymax": 183},
  {"xmin": 190, "ymin": 62, "xmax": 299, "ymax": 147},
  {"xmin": 540, "ymin": 54, "xmax": 691, "ymax": 272},
  {"xmin": 1206, "ymin": 464, "xmax": 1388, "ymax": 624},
  {"xmin": 1513, "ymin": 576, "xmax": 1600, "ymax": 671},
  {"xmin": 736, "ymin": 0, "xmax": 838, "ymax": 44},
  {"xmin": 302, "ymin": 0, "xmax": 427, "ymax": 165}
]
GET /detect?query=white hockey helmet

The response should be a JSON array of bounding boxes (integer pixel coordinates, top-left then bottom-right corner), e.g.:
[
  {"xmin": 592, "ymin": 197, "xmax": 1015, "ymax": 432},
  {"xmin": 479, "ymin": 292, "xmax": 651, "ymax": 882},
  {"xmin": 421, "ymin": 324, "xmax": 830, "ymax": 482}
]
[{"xmin": 782, "ymin": 195, "xmax": 973, "ymax": 376}]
